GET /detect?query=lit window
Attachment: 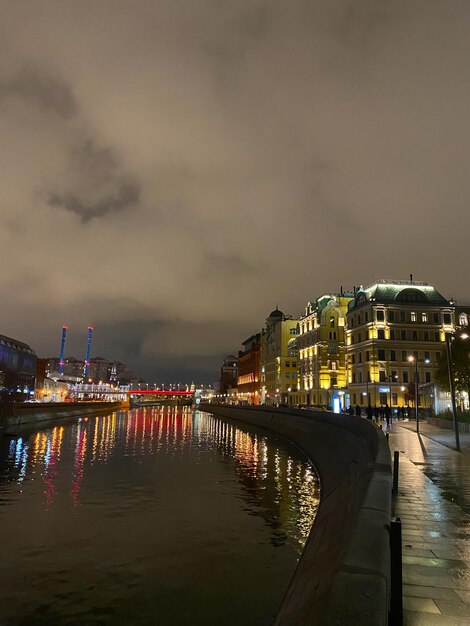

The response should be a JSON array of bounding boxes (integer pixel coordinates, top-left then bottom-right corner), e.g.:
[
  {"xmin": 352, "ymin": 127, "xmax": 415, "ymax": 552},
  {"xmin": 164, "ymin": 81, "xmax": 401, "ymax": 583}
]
[
  {"xmin": 411, "ymin": 312, "xmax": 417, "ymax": 322},
  {"xmin": 422, "ymin": 312, "xmax": 427, "ymax": 323}
]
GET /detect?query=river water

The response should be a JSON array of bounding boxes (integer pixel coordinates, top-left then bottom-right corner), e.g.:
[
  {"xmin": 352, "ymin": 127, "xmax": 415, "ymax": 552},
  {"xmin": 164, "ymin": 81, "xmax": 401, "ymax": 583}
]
[{"xmin": 0, "ymin": 407, "xmax": 319, "ymax": 625}]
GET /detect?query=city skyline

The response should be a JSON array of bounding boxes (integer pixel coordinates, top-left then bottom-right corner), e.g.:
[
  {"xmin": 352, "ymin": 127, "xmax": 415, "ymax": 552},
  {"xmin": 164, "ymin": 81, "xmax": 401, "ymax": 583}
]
[{"xmin": 1, "ymin": 2, "xmax": 470, "ymax": 381}]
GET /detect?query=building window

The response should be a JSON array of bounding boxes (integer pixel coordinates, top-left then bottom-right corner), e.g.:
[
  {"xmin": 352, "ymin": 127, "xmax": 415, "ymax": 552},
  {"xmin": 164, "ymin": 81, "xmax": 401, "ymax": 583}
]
[
  {"xmin": 290, "ymin": 327, "xmax": 298, "ymax": 335},
  {"xmin": 330, "ymin": 316, "xmax": 335, "ymax": 328},
  {"xmin": 365, "ymin": 312, "xmax": 369, "ymax": 322},
  {"xmin": 392, "ymin": 393, "xmax": 398, "ymax": 405},
  {"xmin": 367, "ymin": 370, "xmax": 371, "ymax": 382},
  {"xmin": 434, "ymin": 332, "xmax": 440, "ymax": 341},
  {"xmin": 401, "ymin": 351, "xmax": 407, "ymax": 361},
  {"xmin": 286, "ymin": 373, "xmax": 290, "ymax": 378},
  {"xmin": 352, "ymin": 373, "xmax": 356, "ymax": 383},
  {"xmin": 436, "ymin": 351, "xmax": 442, "ymax": 362},
  {"xmin": 285, "ymin": 361, "xmax": 290, "ymax": 367},
  {"xmin": 390, "ymin": 329, "xmax": 395, "ymax": 340},
  {"xmin": 403, "ymin": 371, "xmax": 409, "ymax": 383},
  {"xmin": 400, "ymin": 311, "xmax": 406, "ymax": 322},
  {"xmin": 390, "ymin": 350, "xmax": 396, "ymax": 361},
  {"xmin": 352, "ymin": 393, "xmax": 357, "ymax": 404},
  {"xmin": 389, "ymin": 311, "xmax": 395, "ymax": 322},
  {"xmin": 351, "ymin": 354, "xmax": 355, "ymax": 364},
  {"xmin": 424, "ymin": 351, "xmax": 430, "ymax": 361},
  {"xmin": 425, "ymin": 372, "xmax": 431, "ymax": 383},
  {"xmin": 444, "ymin": 313, "xmax": 452, "ymax": 325},
  {"xmin": 358, "ymin": 353, "xmax": 362, "ymax": 363},
  {"xmin": 292, "ymin": 361, "xmax": 297, "ymax": 368},
  {"xmin": 424, "ymin": 331, "xmax": 429, "ymax": 341},
  {"xmin": 391, "ymin": 370, "xmax": 398, "ymax": 380},
  {"xmin": 377, "ymin": 310, "xmax": 385, "ymax": 321},
  {"xmin": 401, "ymin": 330, "xmax": 407, "ymax": 340},
  {"xmin": 412, "ymin": 331, "xmax": 418, "ymax": 341},
  {"xmin": 331, "ymin": 377, "xmax": 337, "ymax": 387},
  {"xmin": 378, "ymin": 329, "xmax": 385, "ymax": 339},
  {"xmin": 433, "ymin": 313, "xmax": 439, "ymax": 323},
  {"xmin": 358, "ymin": 333, "xmax": 362, "ymax": 342},
  {"xmin": 359, "ymin": 372, "xmax": 363, "ymax": 383},
  {"xmin": 422, "ymin": 312, "xmax": 427, "ymax": 323},
  {"xmin": 329, "ymin": 346, "xmax": 338, "ymax": 355},
  {"xmin": 460, "ymin": 313, "xmax": 468, "ymax": 327},
  {"xmin": 378, "ymin": 349, "xmax": 386, "ymax": 360},
  {"xmin": 366, "ymin": 351, "xmax": 370, "ymax": 361},
  {"xmin": 411, "ymin": 312, "xmax": 417, "ymax": 322},
  {"xmin": 331, "ymin": 361, "xmax": 337, "ymax": 371},
  {"xmin": 380, "ymin": 393, "xmax": 387, "ymax": 405},
  {"xmin": 379, "ymin": 371, "xmax": 386, "ymax": 382}
]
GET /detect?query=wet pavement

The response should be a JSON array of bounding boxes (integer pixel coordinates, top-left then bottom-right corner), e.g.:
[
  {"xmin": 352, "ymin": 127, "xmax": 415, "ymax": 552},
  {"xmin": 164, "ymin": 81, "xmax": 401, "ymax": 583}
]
[{"xmin": 387, "ymin": 419, "xmax": 470, "ymax": 624}]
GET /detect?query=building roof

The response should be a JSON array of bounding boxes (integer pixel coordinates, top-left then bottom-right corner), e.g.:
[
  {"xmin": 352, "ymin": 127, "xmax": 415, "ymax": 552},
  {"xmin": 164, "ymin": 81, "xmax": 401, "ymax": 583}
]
[
  {"xmin": 268, "ymin": 307, "xmax": 285, "ymax": 319},
  {"xmin": 0, "ymin": 333, "xmax": 36, "ymax": 354},
  {"xmin": 348, "ymin": 280, "xmax": 450, "ymax": 311}
]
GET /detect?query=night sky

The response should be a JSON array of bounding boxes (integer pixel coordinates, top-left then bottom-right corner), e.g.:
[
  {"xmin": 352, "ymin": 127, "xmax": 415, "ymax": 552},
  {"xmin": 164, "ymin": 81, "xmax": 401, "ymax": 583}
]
[{"xmin": 1, "ymin": 1, "xmax": 470, "ymax": 383}]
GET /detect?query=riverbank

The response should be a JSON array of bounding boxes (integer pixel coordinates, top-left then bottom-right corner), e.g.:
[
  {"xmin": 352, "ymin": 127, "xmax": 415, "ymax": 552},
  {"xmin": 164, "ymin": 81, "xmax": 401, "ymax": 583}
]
[
  {"xmin": 0, "ymin": 401, "xmax": 127, "ymax": 434},
  {"xmin": 200, "ymin": 404, "xmax": 391, "ymax": 626}
]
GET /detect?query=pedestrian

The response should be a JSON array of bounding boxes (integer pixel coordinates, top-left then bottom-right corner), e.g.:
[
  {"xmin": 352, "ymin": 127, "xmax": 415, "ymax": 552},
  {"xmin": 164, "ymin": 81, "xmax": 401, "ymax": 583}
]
[
  {"xmin": 355, "ymin": 404, "xmax": 361, "ymax": 417},
  {"xmin": 374, "ymin": 406, "xmax": 380, "ymax": 422},
  {"xmin": 385, "ymin": 404, "xmax": 391, "ymax": 427},
  {"xmin": 366, "ymin": 404, "xmax": 373, "ymax": 420},
  {"xmin": 348, "ymin": 405, "xmax": 354, "ymax": 416}
]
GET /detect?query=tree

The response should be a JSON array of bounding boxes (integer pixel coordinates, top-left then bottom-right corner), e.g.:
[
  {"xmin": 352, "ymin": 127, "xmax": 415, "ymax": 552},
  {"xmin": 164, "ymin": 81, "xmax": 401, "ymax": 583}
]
[{"xmin": 435, "ymin": 337, "xmax": 470, "ymax": 404}]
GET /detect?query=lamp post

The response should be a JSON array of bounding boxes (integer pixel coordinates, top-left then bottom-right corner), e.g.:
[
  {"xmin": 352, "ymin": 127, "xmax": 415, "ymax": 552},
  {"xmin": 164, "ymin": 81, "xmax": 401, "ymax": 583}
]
[
  {"xmin": 444, "ymin": 331, "xmax": 468, "ymax": 452},
  {"xmin": 408, "ymin": 356, "xmax": 430, "ymax": 436}
]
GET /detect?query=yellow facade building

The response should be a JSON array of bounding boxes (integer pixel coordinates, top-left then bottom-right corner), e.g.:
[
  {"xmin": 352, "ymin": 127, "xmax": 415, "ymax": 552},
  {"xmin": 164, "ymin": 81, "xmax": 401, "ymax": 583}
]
[
  {"xmin": 294, "ymin": 293, "xmax": 353, "ymax": 409},
  {"xmin": 260, "ymin": 308, "xmax": 298, "ymax": 405},
  {"xmin": 346, "ymin": 280, "xmax": 454, "ymax": 410}
]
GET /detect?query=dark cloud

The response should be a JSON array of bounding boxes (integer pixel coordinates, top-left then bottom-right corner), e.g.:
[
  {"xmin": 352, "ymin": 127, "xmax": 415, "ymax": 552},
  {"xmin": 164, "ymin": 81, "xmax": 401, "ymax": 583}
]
[
  {"xmin": 0, "ymin": 66, "xmax": 76, "ymax": 119},
  {"xmin": 48, "ymin": 181, "xmax": 140, "ymax": 222}
]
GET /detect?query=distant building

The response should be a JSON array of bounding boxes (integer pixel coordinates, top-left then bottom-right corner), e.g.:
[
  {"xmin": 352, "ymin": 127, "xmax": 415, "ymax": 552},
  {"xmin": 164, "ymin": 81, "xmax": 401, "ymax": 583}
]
[
  {"xmin": 260, "ymin": 308, "xmax": 298, "ymax": 405},
  {"xmin": 219, "ymin": 355, "xmax": 238, "ymax": 395},
  {"xmin": 295, "ymin": 292, "xmax": 353, "ymax": 410},
  {"xmin": 346, "ymin": 279, "xmax": 454, "ymax": 410},
  {"xmin": 0, "ymin": 333, "xmax": 37, "ymax": 404},
  {"xmin": 237, "ymin": 333, "xmax": 261, "ymax": 404}
]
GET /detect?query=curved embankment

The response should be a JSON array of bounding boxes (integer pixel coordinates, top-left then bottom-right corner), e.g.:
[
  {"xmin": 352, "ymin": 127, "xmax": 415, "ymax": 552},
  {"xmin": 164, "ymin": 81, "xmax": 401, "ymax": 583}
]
[
  {"xmin": 200, "ymin": 404, "xmax": 391, "ymax": 626},
  {"xmin": 0, "ymin": 401, "xmax": 126, "ymax": 433}
]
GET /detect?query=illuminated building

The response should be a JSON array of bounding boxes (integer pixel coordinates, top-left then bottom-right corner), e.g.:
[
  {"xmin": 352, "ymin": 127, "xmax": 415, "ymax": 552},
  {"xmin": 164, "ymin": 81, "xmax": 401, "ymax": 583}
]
[
  {"xmin": 237, "ymin": 333, "xmax": 261, "ymax": 404},
  {"xmin": 0, "ymin": 333, "xmax": 37, "ymax": 403},
  {"xmin": 295, "ymin": 292, "xmax": 353, "ymax": 410},
  {"xmin": 346, "ymin": 279, "xmax": 454, "ymax": 409},
  {"xmin": 260, "ymin": 308, "xmax": 298, "ymax": 405}
]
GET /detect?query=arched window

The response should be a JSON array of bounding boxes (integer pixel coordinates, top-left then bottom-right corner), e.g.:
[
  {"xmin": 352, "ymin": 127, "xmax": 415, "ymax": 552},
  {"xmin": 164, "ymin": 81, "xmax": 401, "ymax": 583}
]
[
  {"xmin": 395, "ymin": 289, "xmax": 428, "ymax": 304},
  {"xmin": 460, "ymin": 313, "xmax": 468, "ymax": 327}
]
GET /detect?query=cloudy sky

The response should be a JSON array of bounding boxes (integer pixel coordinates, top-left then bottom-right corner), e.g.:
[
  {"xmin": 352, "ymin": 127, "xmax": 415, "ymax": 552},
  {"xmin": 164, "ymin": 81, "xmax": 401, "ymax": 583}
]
[{"xmin": 1, "ymin": 1, "xmax": 470, "ymax": 383}]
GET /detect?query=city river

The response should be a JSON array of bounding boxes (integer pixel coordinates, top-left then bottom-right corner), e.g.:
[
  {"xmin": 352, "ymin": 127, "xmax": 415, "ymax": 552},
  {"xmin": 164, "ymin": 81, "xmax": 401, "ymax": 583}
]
[{"xmin": 0, "ymin": 407, "xmax": 319, "ymax": 625}]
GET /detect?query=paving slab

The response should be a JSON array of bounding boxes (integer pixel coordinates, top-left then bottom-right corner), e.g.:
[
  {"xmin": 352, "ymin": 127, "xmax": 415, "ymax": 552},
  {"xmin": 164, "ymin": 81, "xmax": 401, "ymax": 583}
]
[{"xmin": 386, "ymin": 419, "xmax": 470, "ymax": 622}]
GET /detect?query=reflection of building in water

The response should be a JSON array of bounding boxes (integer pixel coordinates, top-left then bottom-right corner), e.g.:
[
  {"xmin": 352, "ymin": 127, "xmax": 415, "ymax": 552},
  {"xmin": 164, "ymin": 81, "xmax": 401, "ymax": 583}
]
[
  {"xmin": 196, "ymin": 410, "xmax": 319, "ymax": 548},
  {"xmin": 1, "ymin": 408, "xmax": 318, "ymax": 541}
]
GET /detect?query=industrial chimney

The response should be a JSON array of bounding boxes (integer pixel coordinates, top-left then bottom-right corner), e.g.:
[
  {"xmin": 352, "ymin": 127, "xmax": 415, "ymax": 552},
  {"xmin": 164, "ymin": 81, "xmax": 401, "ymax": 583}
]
[{"xmin": 83, "ymin": 326, "xmax": 94, "ymax": 380}]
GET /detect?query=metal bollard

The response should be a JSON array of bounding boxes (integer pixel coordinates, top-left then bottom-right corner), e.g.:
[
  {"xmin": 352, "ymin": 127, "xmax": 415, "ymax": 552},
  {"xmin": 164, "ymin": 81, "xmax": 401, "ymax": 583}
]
[
  {"xmin": 390, "ymin": 517, "xmax": 403, "ymax": 626},
  {"xmin": 393, "ymin": 450, "xmax": 399, "ymax": 494},
  {"xmin": 386, "ymin": 432, "xmax": 390, "ymax": 442}
]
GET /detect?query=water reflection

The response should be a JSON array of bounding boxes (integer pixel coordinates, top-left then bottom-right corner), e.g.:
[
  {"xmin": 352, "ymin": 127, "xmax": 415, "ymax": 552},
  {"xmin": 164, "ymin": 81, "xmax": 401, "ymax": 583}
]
[{"xmin": 0, "ymin": 407, "xmax": 319, "ymax": 625}]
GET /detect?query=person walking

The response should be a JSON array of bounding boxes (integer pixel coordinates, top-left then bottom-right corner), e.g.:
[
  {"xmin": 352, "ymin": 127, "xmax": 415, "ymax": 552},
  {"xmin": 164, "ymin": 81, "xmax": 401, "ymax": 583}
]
[
  {"xmin": 348, "ymin": 405, "xmax": 354, "ymax": 416},
  {"xmin": 385, "ymin": 404, "xmax": 391, "ymax": 427},
  {"xmin": 355, "ymin": 404, "xmax": 361, "ymax": 417},
  {"xmin": 366, "ymin": 404, "xmax": 373, "ymax": 420}
]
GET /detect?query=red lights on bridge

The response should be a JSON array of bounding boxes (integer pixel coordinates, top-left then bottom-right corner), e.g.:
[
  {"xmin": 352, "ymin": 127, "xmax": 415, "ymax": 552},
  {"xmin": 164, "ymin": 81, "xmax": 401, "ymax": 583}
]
[{"xmin": 128, "ymin": 389, "xmax": 193, "ymax": 395}]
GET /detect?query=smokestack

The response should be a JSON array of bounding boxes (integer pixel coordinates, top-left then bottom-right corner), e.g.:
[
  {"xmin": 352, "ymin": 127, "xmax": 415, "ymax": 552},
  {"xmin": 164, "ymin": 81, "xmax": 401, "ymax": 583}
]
[
  {"xmin": 340, "ymin": 285, "xmax": 343, "ymax": 295},
  {"xmin": 410, "ymin": 274, "xmax": 413, "ymax": 284},
  {"xmin": 83, "ymin": 326, "xmax": 94, "ymax": 380},
  {"xmin": 59, "ymin": 325, "xmax": 68, "ymax": 374}
]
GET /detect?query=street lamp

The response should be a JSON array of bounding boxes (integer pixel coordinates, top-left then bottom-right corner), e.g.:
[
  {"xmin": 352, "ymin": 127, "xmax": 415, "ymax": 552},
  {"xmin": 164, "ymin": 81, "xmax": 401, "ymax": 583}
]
[
  {"xmin": 445, "ymin": 331, "xmax": 469, "ymax": 452},
  {"xmin": 408, "ymin": 356, "xmax": 430, "ymax": 435}
]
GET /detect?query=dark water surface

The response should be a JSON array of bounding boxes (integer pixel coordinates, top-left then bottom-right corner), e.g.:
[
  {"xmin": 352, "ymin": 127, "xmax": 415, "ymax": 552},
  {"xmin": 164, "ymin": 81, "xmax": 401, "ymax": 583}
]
[{"xmin": 0, "ymin": 407, "xmax": 319, "ymax": 625}]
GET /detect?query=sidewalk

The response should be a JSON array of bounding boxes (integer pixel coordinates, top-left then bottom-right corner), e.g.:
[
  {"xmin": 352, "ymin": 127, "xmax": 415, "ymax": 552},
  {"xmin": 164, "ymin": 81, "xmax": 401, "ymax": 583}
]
[{"xmin": 386, "ymin": 419, "xmax": 470, "ymax": 624}]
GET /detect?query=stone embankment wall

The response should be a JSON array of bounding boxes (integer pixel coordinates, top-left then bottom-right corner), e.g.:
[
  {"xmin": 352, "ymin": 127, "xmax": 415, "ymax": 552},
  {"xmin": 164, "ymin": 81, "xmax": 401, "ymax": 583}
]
[
  {"xmin": 200, "ymin": 404, "xmax": 391, "ymax": 626},
  {"xmin": 0, "ymin": 401, "xmax": 126, "ymax": 432}
]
